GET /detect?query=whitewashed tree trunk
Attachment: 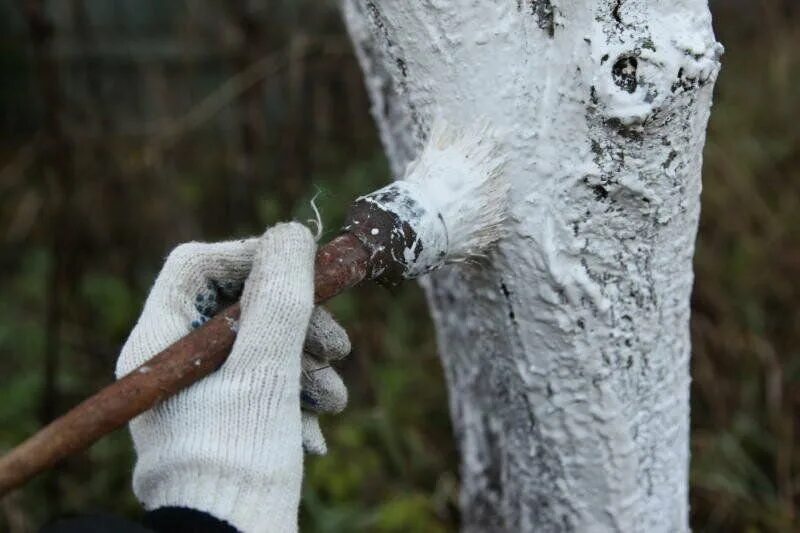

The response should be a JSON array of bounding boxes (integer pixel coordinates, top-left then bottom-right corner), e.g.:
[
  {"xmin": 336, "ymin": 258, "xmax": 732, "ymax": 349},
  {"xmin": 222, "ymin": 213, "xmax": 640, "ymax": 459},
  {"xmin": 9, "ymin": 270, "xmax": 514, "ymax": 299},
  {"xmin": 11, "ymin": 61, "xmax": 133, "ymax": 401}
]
[{"xmin": 342, "ymin": 1, "xmax": 722, "ymax": 531}]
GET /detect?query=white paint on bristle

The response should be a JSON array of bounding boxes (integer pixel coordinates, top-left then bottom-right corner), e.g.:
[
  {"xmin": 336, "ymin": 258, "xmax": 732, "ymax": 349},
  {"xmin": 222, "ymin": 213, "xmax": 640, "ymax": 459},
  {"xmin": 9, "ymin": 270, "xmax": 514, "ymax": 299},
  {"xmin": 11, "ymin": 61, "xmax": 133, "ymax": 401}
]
[{"xmin": 362, "ymin": 119, "xmax": 508, "ymax": 278}]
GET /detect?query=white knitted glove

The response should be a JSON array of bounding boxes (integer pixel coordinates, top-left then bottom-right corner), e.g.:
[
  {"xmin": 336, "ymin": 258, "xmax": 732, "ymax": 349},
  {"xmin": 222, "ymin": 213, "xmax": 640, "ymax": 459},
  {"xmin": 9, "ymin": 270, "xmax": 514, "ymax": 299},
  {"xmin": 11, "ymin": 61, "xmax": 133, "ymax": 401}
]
[{"xmin": 116, "ymin": 223, "xmax": 350, "ymax": 533}]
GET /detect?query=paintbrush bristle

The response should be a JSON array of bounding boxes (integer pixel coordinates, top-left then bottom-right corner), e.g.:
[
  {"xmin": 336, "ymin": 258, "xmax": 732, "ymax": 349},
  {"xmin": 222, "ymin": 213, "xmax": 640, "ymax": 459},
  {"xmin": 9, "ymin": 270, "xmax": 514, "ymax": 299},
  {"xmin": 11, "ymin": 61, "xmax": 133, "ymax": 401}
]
[
  {"xmin": 402, "ymin": 119, "xmax": 509, "ymax": 266},
  {"xmin": 343, "ymin": 118, "xmax": 508, "ymax": 283}
]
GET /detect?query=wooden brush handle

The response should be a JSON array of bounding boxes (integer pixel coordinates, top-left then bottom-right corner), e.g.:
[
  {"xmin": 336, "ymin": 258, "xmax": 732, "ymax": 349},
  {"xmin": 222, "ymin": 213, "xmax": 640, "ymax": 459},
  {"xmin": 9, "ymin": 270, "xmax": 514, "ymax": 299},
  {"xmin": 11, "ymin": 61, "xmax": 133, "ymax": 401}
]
[{"xmin": 0, "ymin": 233, "xmax": 370, "ymax": 497}]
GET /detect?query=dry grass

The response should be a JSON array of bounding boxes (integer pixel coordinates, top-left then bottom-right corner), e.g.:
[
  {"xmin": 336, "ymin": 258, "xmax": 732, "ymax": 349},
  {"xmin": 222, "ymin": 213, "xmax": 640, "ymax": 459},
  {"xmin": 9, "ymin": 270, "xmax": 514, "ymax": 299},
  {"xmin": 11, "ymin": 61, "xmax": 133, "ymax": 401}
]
[{"xmin": 690, "ymin": 3, "xmax": 800, "ymax": 529}]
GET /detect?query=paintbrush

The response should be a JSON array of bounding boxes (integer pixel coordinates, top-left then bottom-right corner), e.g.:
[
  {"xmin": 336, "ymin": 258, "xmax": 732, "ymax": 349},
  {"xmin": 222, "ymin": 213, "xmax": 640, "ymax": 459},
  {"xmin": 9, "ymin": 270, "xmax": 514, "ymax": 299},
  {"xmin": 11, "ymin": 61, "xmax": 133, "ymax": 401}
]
[{"xmin": 0, "ymin": 120, "xmax": 508, "ymax": 496}]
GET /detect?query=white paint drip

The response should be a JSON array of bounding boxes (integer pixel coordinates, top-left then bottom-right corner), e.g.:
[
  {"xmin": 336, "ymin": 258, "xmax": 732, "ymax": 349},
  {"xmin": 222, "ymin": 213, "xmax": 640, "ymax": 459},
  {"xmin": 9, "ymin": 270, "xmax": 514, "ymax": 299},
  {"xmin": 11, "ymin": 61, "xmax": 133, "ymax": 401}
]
[{"xmin": 225, "ymin": 316, "xmax": 239, "ymax": 333}]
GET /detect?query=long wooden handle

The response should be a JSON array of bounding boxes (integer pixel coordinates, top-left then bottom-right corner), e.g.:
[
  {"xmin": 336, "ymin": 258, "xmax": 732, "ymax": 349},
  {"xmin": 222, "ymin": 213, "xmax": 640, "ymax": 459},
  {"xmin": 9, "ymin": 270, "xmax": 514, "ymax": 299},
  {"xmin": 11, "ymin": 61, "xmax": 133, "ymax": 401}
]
[{"xmin": 0, "ymin": 232, "xmax": 370, "ymax": 496}]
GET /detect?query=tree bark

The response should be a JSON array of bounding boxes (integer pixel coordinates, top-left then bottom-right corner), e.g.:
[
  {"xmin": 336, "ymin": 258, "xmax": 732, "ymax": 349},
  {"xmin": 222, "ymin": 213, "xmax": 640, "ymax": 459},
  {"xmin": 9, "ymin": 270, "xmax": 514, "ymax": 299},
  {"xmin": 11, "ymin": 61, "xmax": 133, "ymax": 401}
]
[{"xmin": 342, "ymin": 1, "xmax": 722, "ymax": 531}]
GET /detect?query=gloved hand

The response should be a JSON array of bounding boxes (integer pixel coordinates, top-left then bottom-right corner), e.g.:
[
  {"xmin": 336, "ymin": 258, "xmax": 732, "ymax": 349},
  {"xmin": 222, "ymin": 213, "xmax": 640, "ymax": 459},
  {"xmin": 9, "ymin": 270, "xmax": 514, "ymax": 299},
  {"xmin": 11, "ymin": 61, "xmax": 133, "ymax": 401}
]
[{"xmin": 115, "ymin": 223, "xmax": 350, "ymax": 532}]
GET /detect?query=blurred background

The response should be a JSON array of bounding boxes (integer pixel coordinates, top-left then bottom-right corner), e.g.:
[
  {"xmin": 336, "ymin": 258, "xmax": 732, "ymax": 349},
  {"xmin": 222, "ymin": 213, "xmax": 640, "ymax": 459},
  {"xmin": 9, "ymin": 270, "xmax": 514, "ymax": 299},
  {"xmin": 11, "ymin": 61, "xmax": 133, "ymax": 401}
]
[{"xmin": 0, "ymin": 1, "xmax": 796, "ymax": 531}]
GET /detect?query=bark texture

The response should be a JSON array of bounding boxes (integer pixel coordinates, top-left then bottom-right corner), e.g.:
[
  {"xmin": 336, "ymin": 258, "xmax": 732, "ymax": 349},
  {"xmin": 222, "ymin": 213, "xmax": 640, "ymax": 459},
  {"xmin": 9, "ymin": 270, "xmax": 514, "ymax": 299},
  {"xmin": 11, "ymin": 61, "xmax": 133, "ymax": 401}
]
[{"xmin": 342, "ymin": 1, "xmax": 722, "ymax": 531}]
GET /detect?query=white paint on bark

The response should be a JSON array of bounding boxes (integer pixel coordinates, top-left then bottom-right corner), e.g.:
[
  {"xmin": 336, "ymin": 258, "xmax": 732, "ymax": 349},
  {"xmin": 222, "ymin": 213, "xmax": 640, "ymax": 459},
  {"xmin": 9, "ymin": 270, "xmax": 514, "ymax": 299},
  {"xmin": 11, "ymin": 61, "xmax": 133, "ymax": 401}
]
[{"xmin": 342, "ymin": 1, "xmax": 722, "ymax": 531}]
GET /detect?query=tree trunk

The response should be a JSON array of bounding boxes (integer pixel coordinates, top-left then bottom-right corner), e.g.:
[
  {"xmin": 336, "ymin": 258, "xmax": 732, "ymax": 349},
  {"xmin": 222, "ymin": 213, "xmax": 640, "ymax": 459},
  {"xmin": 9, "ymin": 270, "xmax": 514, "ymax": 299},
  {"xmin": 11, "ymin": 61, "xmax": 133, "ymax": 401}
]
[{"xmin": 342, "ymin": 1, "xmax": 722, "ymax": 531}]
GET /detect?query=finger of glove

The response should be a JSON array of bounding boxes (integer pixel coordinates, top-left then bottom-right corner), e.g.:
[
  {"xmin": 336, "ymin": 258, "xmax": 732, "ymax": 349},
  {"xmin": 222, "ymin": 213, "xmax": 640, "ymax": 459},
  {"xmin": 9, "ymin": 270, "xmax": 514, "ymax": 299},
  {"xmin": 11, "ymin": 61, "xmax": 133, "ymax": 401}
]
[
  {"xmin": 231, "ymin": 222, "xmax": 316, "ymax": 371},
  {"xmin": 301, "ymin": 353, "xmax": 347, "ymax": 414},
  {"xmin": 301, "ymin": 411, "xmax": 327, "ymax": 455},
  {"xmin": 152, "ymin": 238, "xmax": 259, "ymax": 325},
  {"xmin": 304, "ymin": 307, "xmax": 351, "ymax": 362},
  {"xmin": 117, "ymin": 238, "xmax": 259, "ymax": 378}
]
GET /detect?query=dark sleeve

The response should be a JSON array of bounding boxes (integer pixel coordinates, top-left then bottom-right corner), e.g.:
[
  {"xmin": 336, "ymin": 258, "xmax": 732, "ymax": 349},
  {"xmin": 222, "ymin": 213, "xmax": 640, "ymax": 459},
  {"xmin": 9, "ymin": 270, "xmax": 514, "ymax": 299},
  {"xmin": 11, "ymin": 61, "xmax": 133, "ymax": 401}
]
[
  {"xmin": 40, "ymin": 507, "xmax": 238, "ymax": 533},
  {"xmin": 143, "ymin": 507, "xmax": 239, "ymax": 533}
]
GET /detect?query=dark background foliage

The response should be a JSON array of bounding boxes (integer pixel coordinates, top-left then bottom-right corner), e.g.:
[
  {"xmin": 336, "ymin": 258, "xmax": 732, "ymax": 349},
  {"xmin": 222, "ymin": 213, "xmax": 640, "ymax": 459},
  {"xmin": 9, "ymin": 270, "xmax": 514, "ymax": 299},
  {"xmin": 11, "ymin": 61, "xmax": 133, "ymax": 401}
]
[{"xmin": 0, "ymin": 1, "xmax": 796, "ymax": 531}]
